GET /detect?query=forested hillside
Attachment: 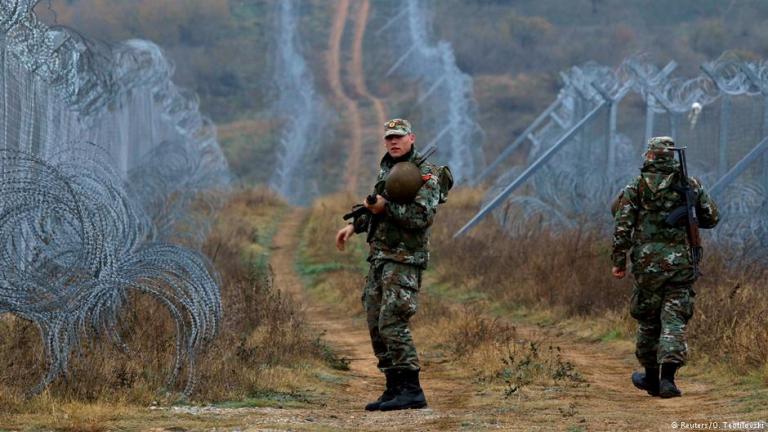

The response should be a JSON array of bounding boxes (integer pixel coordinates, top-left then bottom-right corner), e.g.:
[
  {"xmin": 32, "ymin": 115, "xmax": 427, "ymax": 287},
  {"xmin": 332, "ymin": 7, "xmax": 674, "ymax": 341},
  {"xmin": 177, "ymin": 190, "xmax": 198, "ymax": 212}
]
[{"xmin": 36, "ymin": 0, "xmax": 768, "ymax": 188}]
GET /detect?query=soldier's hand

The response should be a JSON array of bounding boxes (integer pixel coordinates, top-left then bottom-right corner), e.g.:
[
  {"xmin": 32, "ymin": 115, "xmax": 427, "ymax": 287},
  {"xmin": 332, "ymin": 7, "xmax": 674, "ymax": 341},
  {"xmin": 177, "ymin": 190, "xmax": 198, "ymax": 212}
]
[
  {"xmin": 336, "ymin": 224, "xmax": 355, "ymax": 251},
  {"xmin": 363, "ymin": 194, "xmax": 387, "ymax": 215},
  {"xmin": 612, "ymin": 266, "xmax": 626, "ymax": 279}
]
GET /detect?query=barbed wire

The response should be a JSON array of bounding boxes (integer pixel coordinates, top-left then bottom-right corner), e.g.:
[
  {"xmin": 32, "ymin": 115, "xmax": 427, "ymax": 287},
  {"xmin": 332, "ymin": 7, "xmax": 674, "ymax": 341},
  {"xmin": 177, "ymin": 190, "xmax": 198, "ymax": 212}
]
[
  {"xmin": 381, "ymin": 0, "xmax": 485, "ymax": 183},
  {"xmin": 487, "ymin": 53, "xmax": 768, "ymax": 260},
  {"xmin": 1, "ymin": 3, "xmax": 228, "ymax": 396},
  {"xmin": 0, "ymin": 148, "xmax": 222, "ymax": 395}
]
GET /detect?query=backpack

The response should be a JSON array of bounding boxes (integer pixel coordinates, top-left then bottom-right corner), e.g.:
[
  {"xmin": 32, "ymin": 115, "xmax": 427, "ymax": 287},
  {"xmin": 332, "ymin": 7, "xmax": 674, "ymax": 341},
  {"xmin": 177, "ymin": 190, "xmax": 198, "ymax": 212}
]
[
  {"xmin": 435, "ymin": 165, "xmax": 453, "ymax": 204},
  {"xmin": 414, "ymin": 147, "xmax": 453, "ymax": 204}
]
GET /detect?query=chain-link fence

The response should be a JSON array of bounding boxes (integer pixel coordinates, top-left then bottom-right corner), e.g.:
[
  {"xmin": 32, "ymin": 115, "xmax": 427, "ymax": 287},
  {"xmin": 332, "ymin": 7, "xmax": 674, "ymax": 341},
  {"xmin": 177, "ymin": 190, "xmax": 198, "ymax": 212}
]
[
  {"xmin": 461, "ymin": 52, "xmax": 768, "ymax": 260},
  {"xmin": 0, "ymin": 1, "xmax": 228, "ymax": 396}
]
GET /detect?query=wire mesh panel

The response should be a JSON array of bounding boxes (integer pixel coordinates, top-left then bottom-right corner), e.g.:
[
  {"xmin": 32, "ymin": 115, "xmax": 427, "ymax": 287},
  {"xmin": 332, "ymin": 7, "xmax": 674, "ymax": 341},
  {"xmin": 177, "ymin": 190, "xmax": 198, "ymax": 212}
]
[
  {"xmin": 373, "ymin": 0, "xmax": 484, "ymax": 183},
  {"xmin": 0, "ymin": 3, "xmax": 230, "ymax": 396},
  {"xmin": 462, "ymin": 53, "xmax": 768, "ymax": 261}
]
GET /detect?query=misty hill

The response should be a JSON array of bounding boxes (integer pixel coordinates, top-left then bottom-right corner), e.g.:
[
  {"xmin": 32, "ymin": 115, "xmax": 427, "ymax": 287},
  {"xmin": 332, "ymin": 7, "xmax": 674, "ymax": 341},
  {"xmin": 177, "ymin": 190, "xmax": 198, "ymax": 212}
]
[{"xmin": 35, "ymin": 0, "xmax": 768, "ymax": 192}]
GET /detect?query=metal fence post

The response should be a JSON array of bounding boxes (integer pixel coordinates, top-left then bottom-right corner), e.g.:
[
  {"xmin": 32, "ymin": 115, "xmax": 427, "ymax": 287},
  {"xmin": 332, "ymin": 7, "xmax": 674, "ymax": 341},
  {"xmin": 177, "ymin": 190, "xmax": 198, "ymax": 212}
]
[
  {"xmin": 607, "ymin": 100, "xmax": 617, "ymax": 175},
  {"xmin": 719, "ymin": 96, "xmax": 731, "ymax": 177},
  {"xmin": 644, "ymin": 96, "xmax": 655, "ymax": 145},
  {"xmin": 764, "ymin": 96, "xmax": 768, "ymax": 188}
]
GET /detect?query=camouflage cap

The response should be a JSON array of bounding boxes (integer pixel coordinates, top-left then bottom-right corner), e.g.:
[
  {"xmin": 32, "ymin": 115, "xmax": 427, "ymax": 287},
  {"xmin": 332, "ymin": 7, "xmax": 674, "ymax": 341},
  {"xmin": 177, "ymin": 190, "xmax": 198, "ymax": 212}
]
[
  {"xmin": 646, "ymin": 136, "xmax": 675, "ymax": 160},
  {"xmin": 383, "ymin": 118, "xmax": 412, "ymax": 138}
]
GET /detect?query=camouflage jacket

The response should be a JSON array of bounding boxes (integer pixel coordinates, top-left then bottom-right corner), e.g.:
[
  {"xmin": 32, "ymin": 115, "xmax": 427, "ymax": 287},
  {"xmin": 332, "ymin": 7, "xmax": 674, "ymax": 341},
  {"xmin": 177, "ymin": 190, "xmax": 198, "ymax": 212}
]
[
  {"xmin": 352, "ymin": 148, "xmax": 441, "ymax": 268},
  {"xmin": 612, "ymin": 158, "xmax": 720, "ymax": 274}
]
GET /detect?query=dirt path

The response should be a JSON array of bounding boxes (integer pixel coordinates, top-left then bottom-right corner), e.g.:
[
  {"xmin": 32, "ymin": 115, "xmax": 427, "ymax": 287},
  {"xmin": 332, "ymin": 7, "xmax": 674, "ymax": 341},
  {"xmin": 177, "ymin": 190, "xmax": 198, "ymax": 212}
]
[
  {"xmin": 512, "ymin": 324, "xmax": 754, "ymax": 431},
  {"xmin": 327, "ymin": 0, "xmax": 363, "ymax": 194},
  {"xmin": 350, "ymin": 0, "xmax": 389, "ymax": 175},
  {"xmin": 350, "ymin": 0, "xmax": 387, "ymax": 133},
  {"xmin": 327, "ymin": 0, "xmax": 389, "ymax": 193},
  {"xmin": 350, "ymin": 0, "xmax": 387, "ymax": 126},
  {"xmin": 270, "ymin": 208, "xmax": 381, "ymax": 402},
  {"xmin": 250, "ymin": 208, "xmax": 763, "ymax": 431},
  {"xmin": 263, "ymin": 208, "xmax": 472, "ymax": 430}
]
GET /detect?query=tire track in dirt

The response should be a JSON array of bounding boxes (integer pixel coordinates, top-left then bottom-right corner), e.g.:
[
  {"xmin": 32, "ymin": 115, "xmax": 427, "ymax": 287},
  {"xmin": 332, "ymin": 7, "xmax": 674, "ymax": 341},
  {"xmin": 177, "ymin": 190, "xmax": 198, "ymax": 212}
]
[
  {"xmin": 270, "ymin": 208, "xmax": 380, "ymax": 397},
  {"xmin": 350, "ymin": 0, "xmax": 389, "ymax": 174},
  {"xmin": 267, "ymin": 208, "xmax": 469, "ymax": 431},
  {"xmin": 327, "ymin": 0, "xmax": 363, "ymax": 194},
  {"xmin": 328, "ymin": 0, "xmax": 389, "ymax": 193},
  {"xmin": 350, "ymin": 0, "xmax": 387, "ymax": 130},
  {"xmin": 511, "ymin": 322, "xmax": 760, "ymax": 430}
]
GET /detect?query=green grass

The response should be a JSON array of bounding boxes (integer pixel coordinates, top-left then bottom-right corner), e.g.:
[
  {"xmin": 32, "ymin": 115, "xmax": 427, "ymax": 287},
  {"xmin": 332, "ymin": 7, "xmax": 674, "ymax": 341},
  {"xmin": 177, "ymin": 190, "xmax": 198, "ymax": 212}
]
[
  {"xmin": 312, "ymin": 335, "xmax": 350, "ymax": 371},
  {"xmin": 600, "ymin": 328, "xmax": 623, "ymax": 342},
  {"xmin": 314, "ymin": 371, "xmax": 347, "ymax": 385},
  {"xmin": 733, "ymin": 385, "xmax": 768, "ymax": 414},
  {"xmin": 423, "ymin": 276, "xmax": 491, "ymax": 304},
  {"xmin": 293, "ymin": 222, "xmax": 365, "ymax": 288},
  {"xmin": 242, "ymin": 205, "xmax": 288, "ymax": 276},
  {"xmin": 298, "ymin": 262, "xmax": 348, "ymax": 276},
  {"xmin": 213, "ymin": 390, "xmax": 314, "ymax": 409}
]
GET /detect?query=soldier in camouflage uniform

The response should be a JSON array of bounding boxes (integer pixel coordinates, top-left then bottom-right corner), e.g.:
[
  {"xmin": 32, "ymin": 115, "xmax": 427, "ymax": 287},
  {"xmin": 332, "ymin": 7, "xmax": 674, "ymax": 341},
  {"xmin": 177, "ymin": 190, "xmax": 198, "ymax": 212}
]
[
  {"xmin": 612, "ymin": 136, "xmax": 719, "ymax": 398},
  {"xmin": 336, "ymin": 118, "xmax": 442, "ymax": 411}
]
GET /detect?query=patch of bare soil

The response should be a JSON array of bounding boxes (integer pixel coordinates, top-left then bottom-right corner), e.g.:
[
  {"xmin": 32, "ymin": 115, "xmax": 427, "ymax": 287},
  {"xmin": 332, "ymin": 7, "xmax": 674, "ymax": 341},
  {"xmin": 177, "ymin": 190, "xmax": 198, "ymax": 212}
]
[
  {"xmin": 327, "ymin": 0, "xmax": 391, "ymax": 194},
  {"xmin": 326, "ymin": 0, "xmax": 364, "ymax": 194},
  {"xmin": 350, "ymin": 0, "xmax": 388, "ymax": 175}
]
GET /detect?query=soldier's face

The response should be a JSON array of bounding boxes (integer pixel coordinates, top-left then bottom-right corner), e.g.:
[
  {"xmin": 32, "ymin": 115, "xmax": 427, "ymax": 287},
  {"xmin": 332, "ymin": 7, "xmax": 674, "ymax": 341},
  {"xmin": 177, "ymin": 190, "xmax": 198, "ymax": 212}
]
[{"xmin": 384, "ymin": 133, "xmax": 414, "ymax": 158}]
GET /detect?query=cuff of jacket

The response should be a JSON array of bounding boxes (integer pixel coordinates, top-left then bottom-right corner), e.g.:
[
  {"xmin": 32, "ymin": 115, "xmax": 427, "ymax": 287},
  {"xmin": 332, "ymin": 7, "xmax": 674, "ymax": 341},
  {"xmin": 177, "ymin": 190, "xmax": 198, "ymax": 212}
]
[
  {"xmin": 352, "ymin": 213, "xmax": 371, "ymax": 234},
  {"xmin": 611, "ymin": 252, "xmax": 627, "ymax": 269}
]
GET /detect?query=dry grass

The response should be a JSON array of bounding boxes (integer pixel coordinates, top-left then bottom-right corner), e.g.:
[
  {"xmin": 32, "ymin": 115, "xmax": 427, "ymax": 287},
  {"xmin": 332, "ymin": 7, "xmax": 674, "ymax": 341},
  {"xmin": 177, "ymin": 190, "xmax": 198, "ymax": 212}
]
[
  {"xmin": 429, "ymin": 189, "xmax": 628, "ymax": 316},
  {"xmin": 297, "ymin": 193, "xmax": 369, "ymax": 315},
  {"xmin": 690, "ymin": 269, "xmax": 768, "ymax": 374},
  {"xmin": 0, "ymin": 188, "xmax": 329, "ymax": 416}
]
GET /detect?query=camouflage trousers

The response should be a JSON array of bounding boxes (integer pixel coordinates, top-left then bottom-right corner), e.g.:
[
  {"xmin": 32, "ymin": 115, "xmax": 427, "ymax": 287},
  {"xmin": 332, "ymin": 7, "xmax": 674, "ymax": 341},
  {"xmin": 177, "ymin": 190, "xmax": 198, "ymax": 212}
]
[
  {"xmin": 630, "ymin": 269, "xmax": 696, "ymax": 368},
  {"xmin": 362, "ymin": 259, "xmax": 421, "ymax": 372}
]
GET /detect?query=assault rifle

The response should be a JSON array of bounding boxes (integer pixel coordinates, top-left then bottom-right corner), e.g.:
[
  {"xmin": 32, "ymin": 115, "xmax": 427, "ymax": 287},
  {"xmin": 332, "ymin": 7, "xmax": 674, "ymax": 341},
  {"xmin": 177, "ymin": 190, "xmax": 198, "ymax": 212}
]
[
  {"xmin": 343, "ymin": 194, "xmax": 378, "ymax": 222},
  {"xmin": 665, "ymin": 146, "xmax": 703, "ymax": 277}
]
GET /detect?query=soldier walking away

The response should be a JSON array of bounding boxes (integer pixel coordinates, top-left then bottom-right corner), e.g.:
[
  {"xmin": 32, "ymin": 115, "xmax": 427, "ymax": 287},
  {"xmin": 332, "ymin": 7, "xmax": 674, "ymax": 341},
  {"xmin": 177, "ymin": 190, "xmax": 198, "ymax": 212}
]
[
  {"xmin": 611, "ymin": 137, "xmax": 719, "ymax": 398},
  {"xmin": 335, "ymin": 118, "xmax": 447, "ymax": 411}
]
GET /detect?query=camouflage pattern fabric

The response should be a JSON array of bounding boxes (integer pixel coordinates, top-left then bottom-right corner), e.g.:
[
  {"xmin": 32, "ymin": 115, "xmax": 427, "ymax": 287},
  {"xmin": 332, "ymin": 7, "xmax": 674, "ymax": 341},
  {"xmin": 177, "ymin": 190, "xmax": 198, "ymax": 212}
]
[
  {"xmin": 352, "ymin": 147, "xmax": 442, "ymax": 269},
  {"xmin": 383, "ymin": 118, "xmax": 413, "ymax": 138},
  {"xmin": 612, "ymin": 139, "xmax": 720, "ymax": 273},
  {"xmin": 363, "ymin": 259, "xmax": 421, "ymax": 372},
  {"xmin": 631, "ymin": 269, "xmax": 695, "ymax": 367},
  {"xmin": 612, "ymin": 137, "xmax": 720, "ymax": 367},
  {"xmin": 353, "ymin": 142, "xmax": 442, "ymax": 373}
]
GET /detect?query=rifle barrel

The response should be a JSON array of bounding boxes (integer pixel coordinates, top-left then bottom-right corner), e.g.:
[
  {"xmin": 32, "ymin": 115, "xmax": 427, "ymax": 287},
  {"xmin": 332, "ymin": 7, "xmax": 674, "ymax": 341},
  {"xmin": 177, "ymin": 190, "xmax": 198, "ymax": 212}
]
[{"xmin": 674, "ymin": 146, "xmax": 703, "ymax": 276}]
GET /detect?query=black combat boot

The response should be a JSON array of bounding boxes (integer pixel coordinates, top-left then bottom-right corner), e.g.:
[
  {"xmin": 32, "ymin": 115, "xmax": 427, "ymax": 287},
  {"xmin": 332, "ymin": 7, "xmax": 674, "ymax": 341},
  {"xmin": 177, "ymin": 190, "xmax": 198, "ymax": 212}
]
[
  {"xmin": 379, "ymin": 369, "xmax": 427, "ymax": 411},
  {"xmin": 659, "ymin": 363, "xmax": 682, "ymax": 398},
  {"xmin": 631, "ymin": 366, "xmax": 660, "ymax": 396},
  {"xmin": 365, "ymin": 369, "xmax": 400, "ymax": 411}
]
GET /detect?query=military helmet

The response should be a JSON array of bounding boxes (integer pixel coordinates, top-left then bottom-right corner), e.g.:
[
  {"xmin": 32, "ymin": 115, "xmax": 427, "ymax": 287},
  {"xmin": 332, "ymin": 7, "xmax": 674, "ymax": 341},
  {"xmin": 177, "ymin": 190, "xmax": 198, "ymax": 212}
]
[
  {"xmin": 646, "ymin": 136, "xmax": 675, "ymax": 160},
  {"xmin": 385, "ymin": 161, "xmax": 424, "ymax": 203}
]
